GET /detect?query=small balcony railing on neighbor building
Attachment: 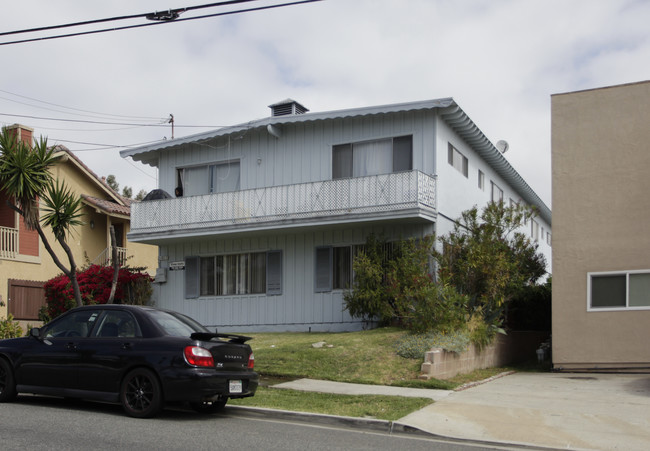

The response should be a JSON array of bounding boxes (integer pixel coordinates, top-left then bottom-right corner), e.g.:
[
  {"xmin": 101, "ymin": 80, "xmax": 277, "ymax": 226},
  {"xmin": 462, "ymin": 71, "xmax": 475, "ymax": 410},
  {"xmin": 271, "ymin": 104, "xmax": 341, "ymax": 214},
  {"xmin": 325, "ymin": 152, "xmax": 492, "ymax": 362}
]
[
  {"xmin": 130, "ymin": 170, "xmax": 437, "ymax": 239},
  {"xmin": 92, "ymin": 246, "xmax": 128, "ymax": 267},
  {"xmin": 0, "ymin": 225, "xmax": 18, "ymax": 259}
]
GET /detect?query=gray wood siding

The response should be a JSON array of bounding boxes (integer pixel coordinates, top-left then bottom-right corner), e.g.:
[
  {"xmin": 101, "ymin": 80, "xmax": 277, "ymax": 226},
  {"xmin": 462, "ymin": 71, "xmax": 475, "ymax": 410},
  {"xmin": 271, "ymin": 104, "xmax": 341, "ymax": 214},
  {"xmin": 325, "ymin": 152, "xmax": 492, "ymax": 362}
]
[
  {"xmin": 157, "ymin": 111, "xmax": 438, "ymax": 197},
  {"xmin": 155, "ymin": 222, "xmax": 433, "ymax": 332}
]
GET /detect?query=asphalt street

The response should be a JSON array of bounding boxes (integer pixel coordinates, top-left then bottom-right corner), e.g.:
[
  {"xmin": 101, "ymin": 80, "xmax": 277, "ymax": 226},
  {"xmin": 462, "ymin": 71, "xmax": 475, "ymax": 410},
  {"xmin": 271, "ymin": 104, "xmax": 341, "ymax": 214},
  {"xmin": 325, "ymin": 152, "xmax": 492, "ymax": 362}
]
[{"xmin": 0, "ymin": 396, "xmax": 508, "ymax": 451}]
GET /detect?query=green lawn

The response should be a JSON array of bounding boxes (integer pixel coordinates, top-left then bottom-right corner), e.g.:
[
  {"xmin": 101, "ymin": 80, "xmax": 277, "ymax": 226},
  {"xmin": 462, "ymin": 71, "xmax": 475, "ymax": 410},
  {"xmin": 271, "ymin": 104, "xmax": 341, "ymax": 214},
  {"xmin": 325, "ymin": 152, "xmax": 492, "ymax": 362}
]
[{"xmin": 228, "ymin": 327, "xmax": 529, "ymax": 419}]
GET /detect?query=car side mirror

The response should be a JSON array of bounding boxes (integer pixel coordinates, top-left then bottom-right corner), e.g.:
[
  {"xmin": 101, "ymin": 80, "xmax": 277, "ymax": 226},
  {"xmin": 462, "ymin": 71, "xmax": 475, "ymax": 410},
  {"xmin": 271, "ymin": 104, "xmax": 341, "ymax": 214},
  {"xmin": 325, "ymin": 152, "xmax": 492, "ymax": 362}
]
[{"xmin": 30, "ymin": 327, "xmax": 42, "ymax": 339}]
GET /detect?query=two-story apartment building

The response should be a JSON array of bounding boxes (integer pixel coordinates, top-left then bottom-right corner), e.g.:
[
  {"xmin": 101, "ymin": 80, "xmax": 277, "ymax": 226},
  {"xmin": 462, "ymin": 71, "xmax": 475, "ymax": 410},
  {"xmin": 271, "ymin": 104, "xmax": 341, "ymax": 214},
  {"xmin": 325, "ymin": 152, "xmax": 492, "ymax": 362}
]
[
  {"xmin": 121, "ymin": 98, "xmax": 552, "ymax": 332},
  {"xmin": 1, "ymin": 124, "xmax": 158, "ymax": 324}
]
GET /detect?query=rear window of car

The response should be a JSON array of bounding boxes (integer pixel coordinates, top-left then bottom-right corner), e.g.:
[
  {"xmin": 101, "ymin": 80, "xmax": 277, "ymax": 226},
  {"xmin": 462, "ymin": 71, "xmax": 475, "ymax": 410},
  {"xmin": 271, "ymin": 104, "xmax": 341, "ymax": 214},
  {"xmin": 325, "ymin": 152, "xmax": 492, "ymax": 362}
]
[{"xmin": 147, "ymin": 310, "xmax": 208, "ymax": 337}]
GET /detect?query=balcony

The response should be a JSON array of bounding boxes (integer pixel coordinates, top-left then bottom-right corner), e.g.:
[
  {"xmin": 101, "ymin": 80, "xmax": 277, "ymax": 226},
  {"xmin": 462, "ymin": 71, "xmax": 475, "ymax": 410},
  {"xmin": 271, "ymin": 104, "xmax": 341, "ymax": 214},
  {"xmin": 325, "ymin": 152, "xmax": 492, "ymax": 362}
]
[
  {"xmin": 91, "ymin": 246, "xmax": 128, "ymax": 267},
  {"xmin": 129, "ymin": 170, "xmax": 437, "ymax": 242},
  {"xmin": 0, "ymin": 225, "xmax": 18, "ymax": 259}
]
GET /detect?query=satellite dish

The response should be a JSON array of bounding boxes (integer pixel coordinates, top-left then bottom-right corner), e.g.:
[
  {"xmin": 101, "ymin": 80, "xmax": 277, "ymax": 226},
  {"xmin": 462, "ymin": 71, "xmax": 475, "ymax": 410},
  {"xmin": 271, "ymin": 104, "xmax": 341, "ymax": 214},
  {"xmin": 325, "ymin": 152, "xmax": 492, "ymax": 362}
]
[{"xmin": 496, "ymin": 140, "xmax": 509, "ymax": 154}]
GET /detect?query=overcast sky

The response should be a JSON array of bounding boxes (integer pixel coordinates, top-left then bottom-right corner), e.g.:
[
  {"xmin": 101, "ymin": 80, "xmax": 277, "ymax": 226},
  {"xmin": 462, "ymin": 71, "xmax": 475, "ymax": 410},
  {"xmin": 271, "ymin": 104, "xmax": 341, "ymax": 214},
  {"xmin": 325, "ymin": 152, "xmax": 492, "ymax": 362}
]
[{"xmin": 1, "ymin": 0, "xmax": 649, "ymax": 206}]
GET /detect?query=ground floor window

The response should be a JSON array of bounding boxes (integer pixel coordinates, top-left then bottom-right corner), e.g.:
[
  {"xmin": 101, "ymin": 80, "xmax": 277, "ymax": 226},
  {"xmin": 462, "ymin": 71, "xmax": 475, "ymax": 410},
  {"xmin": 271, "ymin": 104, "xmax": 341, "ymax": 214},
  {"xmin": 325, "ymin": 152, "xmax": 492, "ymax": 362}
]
[
  {"xmin": 588, "ymin": 270, "xmax": 650, "ymax": 310},
  {"xmin": 185, "ymin": 250, "xmax": 282, "ymax": 298},
  {"xmin": 315, "ymin": 242, "xmax": 396, "ymax": 292}
]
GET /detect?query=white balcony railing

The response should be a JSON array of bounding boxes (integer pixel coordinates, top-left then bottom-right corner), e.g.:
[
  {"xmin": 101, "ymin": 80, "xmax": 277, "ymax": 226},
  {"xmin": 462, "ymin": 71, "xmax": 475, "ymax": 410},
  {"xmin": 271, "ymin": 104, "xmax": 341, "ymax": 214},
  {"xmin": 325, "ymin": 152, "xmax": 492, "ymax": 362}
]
[
  {"xmin": 0, "ymin": 225, "xmax": 19, "ymax": 259},
  {"xmin": 92, "ymin": 246, "xmax": 128, "ymax": 267},
  {"xmin": 130, "ymin": 171, "xmax": 436, "ymax": 238}
]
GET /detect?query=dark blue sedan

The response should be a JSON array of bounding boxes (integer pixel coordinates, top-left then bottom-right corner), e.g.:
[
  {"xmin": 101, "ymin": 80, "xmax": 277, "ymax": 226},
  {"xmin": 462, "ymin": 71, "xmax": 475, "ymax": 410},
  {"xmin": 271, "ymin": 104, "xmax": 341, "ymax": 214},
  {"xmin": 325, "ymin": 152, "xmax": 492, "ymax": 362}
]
[{"xmin": 0, "ymin": 304, "xmax": 258, "ymax": 418}]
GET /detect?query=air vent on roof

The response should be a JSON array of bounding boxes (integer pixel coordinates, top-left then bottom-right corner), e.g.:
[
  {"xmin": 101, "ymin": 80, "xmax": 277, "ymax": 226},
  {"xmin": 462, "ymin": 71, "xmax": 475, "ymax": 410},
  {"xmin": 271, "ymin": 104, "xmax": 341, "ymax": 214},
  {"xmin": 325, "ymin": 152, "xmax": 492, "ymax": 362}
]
[{"xmin": 269, "ymin": 99, "xmax": 309, "ymax": 117}]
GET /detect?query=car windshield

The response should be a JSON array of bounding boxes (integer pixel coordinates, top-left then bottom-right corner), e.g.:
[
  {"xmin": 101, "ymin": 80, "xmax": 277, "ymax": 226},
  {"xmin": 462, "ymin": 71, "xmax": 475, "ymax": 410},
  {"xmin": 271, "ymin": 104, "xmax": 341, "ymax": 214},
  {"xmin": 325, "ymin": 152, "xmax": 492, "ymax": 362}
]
[{"xmin": 148, "ymin": 310, "xmax": 209, "ymax": 337}]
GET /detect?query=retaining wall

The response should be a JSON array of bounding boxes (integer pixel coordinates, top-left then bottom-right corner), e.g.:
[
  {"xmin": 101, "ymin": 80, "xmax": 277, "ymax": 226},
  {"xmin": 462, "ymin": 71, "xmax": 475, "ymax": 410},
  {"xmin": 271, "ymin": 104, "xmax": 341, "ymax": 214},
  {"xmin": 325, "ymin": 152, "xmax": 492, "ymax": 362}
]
[{"xmin": 420, "ymin": 331, "xmax": 550, "ymax": 380}]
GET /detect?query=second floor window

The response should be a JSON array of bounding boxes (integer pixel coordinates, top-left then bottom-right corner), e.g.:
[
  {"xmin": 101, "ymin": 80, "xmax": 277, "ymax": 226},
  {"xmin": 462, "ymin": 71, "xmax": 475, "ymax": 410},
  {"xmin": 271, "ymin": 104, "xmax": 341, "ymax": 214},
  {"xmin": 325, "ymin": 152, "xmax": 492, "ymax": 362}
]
[
  {"xmin": 332, "ymin": 136, "xmax": 412, "ymax": 179},
  {"xmin": 448, "ymin": 143, "xmax": 468, "ymax": 177},
  {"xmin": 176, "ymin": 161, "xmax": 240, "ymax": 197},
  {"xmin": 491, "ymin": 181, "xmax": 503, "ymax": 202}
]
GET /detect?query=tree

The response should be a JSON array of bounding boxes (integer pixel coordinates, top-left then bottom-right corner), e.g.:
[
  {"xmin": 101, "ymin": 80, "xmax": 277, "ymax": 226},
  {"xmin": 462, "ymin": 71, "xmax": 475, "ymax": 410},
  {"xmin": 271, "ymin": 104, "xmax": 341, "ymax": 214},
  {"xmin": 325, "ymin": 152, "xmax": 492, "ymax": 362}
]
[
  {"xmin": 134, "ymin": 189, "xmax": 147, "ymax": 201},
  {"xmin": 344, "ymin": 234, "xmax": 465, "ymax": 331},
  {"xmin": 105, "ymin": 174, "xmax": 119, "ymax": 192},
  {"xmin": 105, "ymin": 174, "xmax": 137, "ymax": 199},
  {"xmin": 0, "ymin": 130, "xmax": 85, "ymax": 307},
  {"xmin": 435, "ymin": 201, "xmax": 547, "ymax": 329}
]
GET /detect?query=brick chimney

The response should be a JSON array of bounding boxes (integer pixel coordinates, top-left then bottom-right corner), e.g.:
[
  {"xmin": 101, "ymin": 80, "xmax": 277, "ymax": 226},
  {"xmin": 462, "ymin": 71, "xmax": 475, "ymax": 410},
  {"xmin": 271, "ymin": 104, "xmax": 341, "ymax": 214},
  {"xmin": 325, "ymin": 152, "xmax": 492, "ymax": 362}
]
[{"xmin": 3, "ymin": 124, "xmax": 34, "ymax": 146}]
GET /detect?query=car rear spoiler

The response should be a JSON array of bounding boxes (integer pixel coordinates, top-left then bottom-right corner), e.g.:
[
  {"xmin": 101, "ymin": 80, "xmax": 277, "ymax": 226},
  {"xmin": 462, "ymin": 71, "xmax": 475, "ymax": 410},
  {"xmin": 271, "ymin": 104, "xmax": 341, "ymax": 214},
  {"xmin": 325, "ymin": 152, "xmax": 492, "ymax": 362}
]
[{"xmin": 191, "ymin": 332, "xmax": 252, "ymax": 344}]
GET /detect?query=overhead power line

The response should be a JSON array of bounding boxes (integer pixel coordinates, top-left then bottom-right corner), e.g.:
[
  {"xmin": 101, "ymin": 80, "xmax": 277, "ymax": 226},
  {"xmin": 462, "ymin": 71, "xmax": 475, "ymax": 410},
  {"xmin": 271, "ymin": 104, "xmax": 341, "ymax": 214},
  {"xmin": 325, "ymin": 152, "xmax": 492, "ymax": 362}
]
[
  {"xmin": 0, "ymin": 0, "xmax": 260, "ymax": 37},
  {"xmin": 0, "ymin": 0, "xmax": 324, "ymax": 46},
  {"xmin": 0, "ymin": 88, "xmax": 165, "ymax": 121},
  {"xmin": 0, "ymin": 111, "xmax": 228, "ymax": 129},
  {"xmin": 0, "ymin": 112, "xmax": 168, "ymax": 127}
]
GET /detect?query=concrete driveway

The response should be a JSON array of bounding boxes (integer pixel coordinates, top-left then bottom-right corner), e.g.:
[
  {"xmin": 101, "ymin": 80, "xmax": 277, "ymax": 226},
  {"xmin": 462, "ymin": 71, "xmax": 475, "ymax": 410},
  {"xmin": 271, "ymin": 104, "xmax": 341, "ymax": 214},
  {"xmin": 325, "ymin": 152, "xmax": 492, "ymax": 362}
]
[{"xmin": 398, "ymin": 372, "xmax": 650, "ymax": 450}]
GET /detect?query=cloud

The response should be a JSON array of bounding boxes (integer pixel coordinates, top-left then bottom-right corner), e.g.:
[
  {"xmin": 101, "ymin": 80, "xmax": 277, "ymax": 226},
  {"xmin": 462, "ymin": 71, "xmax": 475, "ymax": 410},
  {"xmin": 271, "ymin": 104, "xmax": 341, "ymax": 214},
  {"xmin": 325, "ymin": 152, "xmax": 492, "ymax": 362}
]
[{"xmin": 1, "ymin": 0, "xmax": 649, "ymax": 204}]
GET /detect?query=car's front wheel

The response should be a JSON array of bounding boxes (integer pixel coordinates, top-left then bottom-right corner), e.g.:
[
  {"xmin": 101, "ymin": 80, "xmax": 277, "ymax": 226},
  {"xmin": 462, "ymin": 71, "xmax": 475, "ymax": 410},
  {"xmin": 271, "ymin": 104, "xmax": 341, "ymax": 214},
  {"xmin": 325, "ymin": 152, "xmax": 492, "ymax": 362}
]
[
  {"xmin": 0, "ymin": 358, "xmax": 17, "ymax": 402},
  {"xmin": 190, "ymin": 397, "xmax": 227, "ymax": 414},
  {"xmin": 120, "ymin": 368, "xmax": 162, "ymax": 418}
]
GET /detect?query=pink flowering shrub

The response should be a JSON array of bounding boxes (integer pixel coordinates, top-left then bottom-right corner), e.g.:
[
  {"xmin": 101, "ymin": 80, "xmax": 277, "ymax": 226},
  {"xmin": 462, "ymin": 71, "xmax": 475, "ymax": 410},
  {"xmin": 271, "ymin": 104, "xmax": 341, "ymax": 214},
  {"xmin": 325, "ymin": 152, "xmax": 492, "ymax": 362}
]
[{"xmin": 44, "ymin": 265, "xmax": 152, "ymax": 320}]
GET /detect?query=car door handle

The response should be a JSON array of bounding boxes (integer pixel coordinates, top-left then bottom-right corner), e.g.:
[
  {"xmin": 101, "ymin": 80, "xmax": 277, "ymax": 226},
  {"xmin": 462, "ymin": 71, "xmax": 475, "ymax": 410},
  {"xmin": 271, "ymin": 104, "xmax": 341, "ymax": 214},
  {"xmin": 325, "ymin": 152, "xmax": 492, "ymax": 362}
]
[
  {"xmin": 122, "ymin": 342, "xmax": 132, "ymax": 350},
  {"xmin": 67, "ymin": 342, "xmax": 77, "ymax": 350}
]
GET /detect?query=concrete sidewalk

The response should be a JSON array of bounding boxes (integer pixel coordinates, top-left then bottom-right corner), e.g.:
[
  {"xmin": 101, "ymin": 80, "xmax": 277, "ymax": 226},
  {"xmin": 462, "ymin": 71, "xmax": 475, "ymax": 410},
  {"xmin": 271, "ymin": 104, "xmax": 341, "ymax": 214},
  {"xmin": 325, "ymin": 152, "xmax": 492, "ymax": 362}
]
[
  {"xmin": 274, "ymin": 373, "xmax": 650, "ymax": 451},
  {"xmin": 273, "ymin": 378, "xmax": 453, "ymax": 401}
]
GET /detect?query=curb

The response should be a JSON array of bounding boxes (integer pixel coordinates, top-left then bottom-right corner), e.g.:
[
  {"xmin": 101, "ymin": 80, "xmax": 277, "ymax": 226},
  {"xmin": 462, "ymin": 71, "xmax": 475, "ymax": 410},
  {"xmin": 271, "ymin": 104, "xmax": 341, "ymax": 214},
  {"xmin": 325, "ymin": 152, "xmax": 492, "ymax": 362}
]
[
  {"xmin": 225, "ymin": 405, "xmax": 564, "ymax": 450},
  {"xmin": 224, "ymin": 405, "xmax": 432, "ymax": 437}
]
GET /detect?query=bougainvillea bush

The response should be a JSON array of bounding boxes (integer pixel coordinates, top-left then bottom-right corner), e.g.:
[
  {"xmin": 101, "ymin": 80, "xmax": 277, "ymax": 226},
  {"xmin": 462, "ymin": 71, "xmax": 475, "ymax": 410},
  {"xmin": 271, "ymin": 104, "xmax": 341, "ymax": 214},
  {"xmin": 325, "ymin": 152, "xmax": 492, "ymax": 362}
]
[{"xmin": 43, "ymin": 265, "xmax": 153, "ymax": 321}]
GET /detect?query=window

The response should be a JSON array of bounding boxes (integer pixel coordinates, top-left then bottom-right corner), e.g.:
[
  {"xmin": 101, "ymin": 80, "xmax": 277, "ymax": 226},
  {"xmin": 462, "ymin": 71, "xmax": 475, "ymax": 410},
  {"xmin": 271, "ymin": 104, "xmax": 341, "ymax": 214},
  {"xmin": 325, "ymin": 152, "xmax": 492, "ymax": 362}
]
[
  {"xmin": 448, "ymin": 143, "xmax": 468, "ymax": 177},
  {"xmin": 490, "ymin": 181, "xmax": 503, "ymax": 202},
  {"xmin": 589, "ymin": 270, "xmax": 650, "ymax": 310},
  {"xmin": 176, "ymin": 161, "xmax": 240, "ymax": 197},
  {"xmin": 546, "ymin": 232, "xmax": 552, "ymax": 246},
  {"xmin": 43, "ymin": 309, "xmax": 101, "ymax": 338},
  {"xmin": 332, "ymin": 136, "xmax": 412, "ymax": 179},
  {"xmin": 94, "ymin": 310, "xmax": 141, "ymax": 338},
  {"xmin": 185, "ymin": 251, "xmax": 281, "ymax": 298},
  {"xmin": 478, "ymin": 170, "xmax": 484, "ymax": 190},
  {"xmin": 315, "ymin": 242, "xmax": 398, "ymax": 292},
  {"xmin": 531, "ymin": 220, "xmax": 539, "ymax": 241}
]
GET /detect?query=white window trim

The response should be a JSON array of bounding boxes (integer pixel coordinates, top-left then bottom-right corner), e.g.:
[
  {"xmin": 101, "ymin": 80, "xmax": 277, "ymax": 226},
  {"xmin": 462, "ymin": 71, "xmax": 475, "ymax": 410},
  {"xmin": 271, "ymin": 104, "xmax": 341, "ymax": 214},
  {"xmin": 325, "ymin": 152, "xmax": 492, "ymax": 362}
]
[{"xmin": 587, "ymin": 269, "xmax": 650, "ymax": 312}]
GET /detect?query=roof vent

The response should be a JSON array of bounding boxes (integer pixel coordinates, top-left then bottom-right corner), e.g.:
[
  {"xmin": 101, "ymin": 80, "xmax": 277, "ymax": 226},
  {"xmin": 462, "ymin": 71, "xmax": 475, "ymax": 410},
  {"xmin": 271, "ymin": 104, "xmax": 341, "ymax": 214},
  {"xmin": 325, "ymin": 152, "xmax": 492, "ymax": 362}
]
[{"xmin": 269, "ymin": 99, "xmax": 309, "ymax": 117}]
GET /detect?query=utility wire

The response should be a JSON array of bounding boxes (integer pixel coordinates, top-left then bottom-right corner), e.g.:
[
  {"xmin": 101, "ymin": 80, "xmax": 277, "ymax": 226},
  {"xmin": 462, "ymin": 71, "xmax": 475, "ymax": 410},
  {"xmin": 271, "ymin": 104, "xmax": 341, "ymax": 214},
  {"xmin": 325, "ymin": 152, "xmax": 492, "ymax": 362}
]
[
  {"xmin": 0, "ymin": 112, "xmax": 168, "ymax": 127},
  {"xmin": 0, "ymin": 0, "xmax": 323, "ymax": 46},
  {"xmin": 0, "ymin": 111, "xmax": 228, "ymax": 129},
  {"xmin": 0, "ymin": 0, "xmax": 260, "ymax": 37},
  {"xmin": 0, "ymin": 95, "xmax": 166, "ymax": 123},
  {"xmin": 0, "ymin": 88, "xmax": 164, "ymax": 121}
]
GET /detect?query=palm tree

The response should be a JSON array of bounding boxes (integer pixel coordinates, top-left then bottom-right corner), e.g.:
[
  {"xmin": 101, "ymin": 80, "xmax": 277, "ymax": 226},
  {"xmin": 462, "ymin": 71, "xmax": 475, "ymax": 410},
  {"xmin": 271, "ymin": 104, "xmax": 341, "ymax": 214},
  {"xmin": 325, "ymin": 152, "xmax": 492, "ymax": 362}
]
[{"xmin": 0, "ymin": 129, "xmax": 85, "ymax": 307}]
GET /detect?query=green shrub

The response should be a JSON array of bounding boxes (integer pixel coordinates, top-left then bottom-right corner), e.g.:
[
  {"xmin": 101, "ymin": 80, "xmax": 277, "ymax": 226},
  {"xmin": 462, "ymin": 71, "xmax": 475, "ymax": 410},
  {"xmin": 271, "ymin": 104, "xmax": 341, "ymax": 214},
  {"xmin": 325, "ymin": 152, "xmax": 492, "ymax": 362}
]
[
  {"xmin": 396, "ymin": 329, "xmax": 471, "ymax": 359},
  {"xmin": 0, "ymin": 314, "xmax": 23, "ymax": 339}
]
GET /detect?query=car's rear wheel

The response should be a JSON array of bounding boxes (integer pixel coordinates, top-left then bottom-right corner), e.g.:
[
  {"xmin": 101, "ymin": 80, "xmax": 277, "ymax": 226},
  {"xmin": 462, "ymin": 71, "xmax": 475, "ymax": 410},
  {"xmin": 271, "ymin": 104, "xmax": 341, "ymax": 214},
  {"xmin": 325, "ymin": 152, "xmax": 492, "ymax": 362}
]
[
  {"xmin": 120, "ymin": 368, "xmax": 162, "ymax": 418},
  {"xmin": 190, "ymin": 397, "xmax": 227, "ymax": 414},
  {"xmin": 0, "ymin": 358, "xmax": 17, "ymax": 402}
]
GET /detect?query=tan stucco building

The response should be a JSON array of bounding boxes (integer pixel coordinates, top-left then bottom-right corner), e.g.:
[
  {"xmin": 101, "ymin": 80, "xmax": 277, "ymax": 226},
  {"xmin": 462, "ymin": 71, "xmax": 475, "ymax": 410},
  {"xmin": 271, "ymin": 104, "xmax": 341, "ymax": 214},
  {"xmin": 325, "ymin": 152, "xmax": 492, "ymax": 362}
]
[
  {"xmin": 551, "ymin": 81, "xmax": 650, "ymax": 370},
  {"xmin": 1, "ymin": 125, "xmax": 158, "ymax": 324}
]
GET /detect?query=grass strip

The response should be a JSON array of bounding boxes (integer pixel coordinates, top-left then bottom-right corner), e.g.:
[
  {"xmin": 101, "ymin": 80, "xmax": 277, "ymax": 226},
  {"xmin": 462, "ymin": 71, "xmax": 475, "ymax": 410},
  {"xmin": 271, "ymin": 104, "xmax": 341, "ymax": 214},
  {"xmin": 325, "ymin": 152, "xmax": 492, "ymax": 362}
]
[{"xmin": 229, "ymin": 387, "xmax": 433, "ymax": 421}]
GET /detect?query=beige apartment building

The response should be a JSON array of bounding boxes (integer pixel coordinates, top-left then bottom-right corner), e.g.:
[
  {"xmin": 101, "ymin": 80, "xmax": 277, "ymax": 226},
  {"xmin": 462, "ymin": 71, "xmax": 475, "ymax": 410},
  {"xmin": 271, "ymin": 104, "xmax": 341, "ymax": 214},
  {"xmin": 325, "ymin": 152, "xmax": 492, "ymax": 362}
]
[
  {"xmin": 551, "ymin": 81, "xmax": 650, "ymax": 370},
  {"xmin": 1, "ymin": 125, "xmax": 158, "ymax": 324}
]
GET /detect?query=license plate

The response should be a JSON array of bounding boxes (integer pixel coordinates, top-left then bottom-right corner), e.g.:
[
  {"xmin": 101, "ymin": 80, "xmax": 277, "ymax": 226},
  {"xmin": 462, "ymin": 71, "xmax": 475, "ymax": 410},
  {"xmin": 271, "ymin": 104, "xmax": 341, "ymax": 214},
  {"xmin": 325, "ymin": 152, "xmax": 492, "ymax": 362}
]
[{"xmin": 229, "ymin": 380, "xmax": 243, "ymax": 394}]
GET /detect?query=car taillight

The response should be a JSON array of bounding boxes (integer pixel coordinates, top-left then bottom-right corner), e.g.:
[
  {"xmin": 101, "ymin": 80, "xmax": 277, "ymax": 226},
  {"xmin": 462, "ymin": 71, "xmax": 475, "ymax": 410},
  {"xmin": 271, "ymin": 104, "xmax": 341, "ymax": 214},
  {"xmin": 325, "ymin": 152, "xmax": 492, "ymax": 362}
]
[
  {"xmin": 184, "ymin": 346, "xmax": 214, "ymax": 367},
  {"xmin": 247, "ymin": 352, "xmax": 255, "ymax": 369}
]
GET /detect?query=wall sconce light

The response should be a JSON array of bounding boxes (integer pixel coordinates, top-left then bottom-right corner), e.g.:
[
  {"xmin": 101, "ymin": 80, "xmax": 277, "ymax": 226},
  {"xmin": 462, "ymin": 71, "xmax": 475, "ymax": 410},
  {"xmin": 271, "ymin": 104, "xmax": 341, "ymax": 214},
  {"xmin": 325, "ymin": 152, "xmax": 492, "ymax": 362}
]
[
  {"xmin": 90, "ymin": 220, "xmax": 95, "ymax": 229},
  {"xmin": 257, "ymin": 158, "xmax": 262, "ymax": 165}
]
